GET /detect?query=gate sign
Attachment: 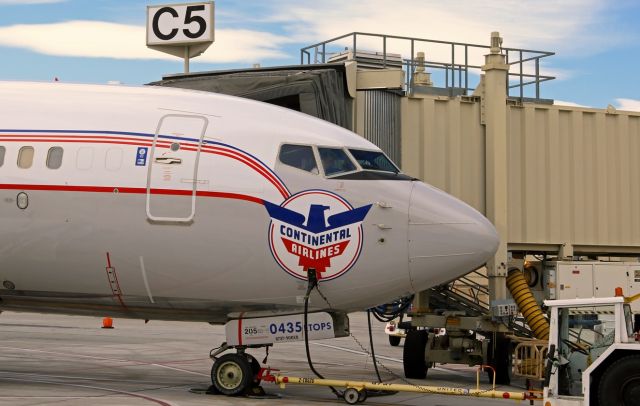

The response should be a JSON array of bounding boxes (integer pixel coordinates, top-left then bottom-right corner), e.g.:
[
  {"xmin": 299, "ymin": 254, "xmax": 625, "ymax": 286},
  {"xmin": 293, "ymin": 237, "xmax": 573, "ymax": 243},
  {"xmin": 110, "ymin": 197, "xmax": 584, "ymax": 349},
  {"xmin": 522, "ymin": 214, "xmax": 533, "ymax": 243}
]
[{"xmin": 147, "ymin": 2, "xmax": 214, "ymax": 46}]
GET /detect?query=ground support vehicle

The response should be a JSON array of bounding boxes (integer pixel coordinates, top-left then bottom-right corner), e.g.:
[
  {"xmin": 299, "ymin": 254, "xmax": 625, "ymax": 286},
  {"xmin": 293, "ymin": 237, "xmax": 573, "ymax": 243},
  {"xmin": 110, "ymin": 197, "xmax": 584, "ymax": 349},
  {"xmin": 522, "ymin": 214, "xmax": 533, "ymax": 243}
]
[
  {"xmin": 402, "ymin": 288, "xmax": 516, "ymax": 385},
  {"xmin": 404, "ymin": 311, "xmax": 513, "ymax": 381},
  {"xmin": 384, "ymin": 319, "xmax": 407, "ymax": 346},
  {"xmin": 543, "ymin": 295, "xmax": 640, "ymax": 406}
]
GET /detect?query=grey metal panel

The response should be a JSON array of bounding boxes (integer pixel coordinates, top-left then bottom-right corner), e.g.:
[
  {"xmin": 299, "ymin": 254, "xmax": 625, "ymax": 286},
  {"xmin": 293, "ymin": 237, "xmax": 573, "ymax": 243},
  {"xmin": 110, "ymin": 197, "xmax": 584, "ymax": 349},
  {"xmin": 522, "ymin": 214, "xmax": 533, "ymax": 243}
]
[
  {"xmin": 150, "ymin": 66, "xmax": 352, "ymax": 129},
  {"xmin": 400, "ymin": 94, "xmax": 640, "ymax": 252},
  {"xmin": 357, "ymin": 90, "xmax": 401, "ymax": 165}
]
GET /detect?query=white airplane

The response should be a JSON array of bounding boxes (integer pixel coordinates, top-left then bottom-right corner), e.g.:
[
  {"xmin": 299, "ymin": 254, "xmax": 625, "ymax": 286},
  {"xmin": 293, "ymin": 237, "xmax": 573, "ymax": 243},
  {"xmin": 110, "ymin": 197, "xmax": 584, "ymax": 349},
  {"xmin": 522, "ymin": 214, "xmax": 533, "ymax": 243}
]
[{"xmin": 0, "ymin": 81, "xmax": 498, "ymax": 395}]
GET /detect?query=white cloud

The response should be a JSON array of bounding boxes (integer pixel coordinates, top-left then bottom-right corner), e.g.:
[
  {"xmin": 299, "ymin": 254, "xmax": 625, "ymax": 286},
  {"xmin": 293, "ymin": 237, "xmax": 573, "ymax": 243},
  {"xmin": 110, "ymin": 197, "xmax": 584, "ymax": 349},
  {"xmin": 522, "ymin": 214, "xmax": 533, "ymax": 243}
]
[
  {"xmin": 0, "ymin": 0, "xmax": 621, "ymax": 75},
  {"xmin": 0, "ymin": 20, "xmax": 289, "ymax": 63},
  {"xmin": 554, "ymin": 100, "xmax": 589, "ymax": 108},
  {"xmin": 261, "ymin": 0, "xmax": 616, "ymax": 80},
  {"xmin": 267, "ymin": 0, "xmax": 612, "ymax": 56},
  {"xmin": 616, "ymin": 98, "xmax": 640, "ymax": 112}
]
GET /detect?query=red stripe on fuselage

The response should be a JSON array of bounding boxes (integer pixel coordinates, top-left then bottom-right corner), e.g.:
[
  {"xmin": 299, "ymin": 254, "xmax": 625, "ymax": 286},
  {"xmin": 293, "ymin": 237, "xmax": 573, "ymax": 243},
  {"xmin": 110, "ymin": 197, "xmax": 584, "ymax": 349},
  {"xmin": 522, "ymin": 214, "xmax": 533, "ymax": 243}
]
[
  {"xmin": 0, "ymin": 184, "xmax": 265, "ymax": 205},
  {"xmin": 0, "ymin": 134, "xmax": 289, "ymax": 199}
]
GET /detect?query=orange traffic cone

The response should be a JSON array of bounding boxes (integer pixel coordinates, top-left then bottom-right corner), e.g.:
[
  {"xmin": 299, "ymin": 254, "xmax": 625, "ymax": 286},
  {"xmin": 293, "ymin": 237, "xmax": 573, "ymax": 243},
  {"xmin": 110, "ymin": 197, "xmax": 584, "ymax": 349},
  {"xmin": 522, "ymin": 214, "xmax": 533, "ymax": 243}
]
[{"xmin": 102, "ymin": 317, "xmax": 114, "ymax": 329}]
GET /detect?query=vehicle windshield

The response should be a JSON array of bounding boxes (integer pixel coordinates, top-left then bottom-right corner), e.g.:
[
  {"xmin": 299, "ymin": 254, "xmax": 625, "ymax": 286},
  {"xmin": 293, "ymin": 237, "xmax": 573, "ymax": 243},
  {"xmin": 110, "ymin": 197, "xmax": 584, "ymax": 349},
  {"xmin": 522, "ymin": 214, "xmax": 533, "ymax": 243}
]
[{"xmin": 349, "ymin": 149, "xmax": 399, "ymax": 173}]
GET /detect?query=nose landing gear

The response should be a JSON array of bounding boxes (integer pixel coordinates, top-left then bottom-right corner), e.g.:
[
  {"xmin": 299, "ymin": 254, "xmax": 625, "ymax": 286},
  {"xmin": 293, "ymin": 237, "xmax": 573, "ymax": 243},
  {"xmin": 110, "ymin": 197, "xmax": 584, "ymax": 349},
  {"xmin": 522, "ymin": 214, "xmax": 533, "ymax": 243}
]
[
  {"xmin": 211, "ymin": 353, "xmax": 254, "ymax": 395},
  {"xmin": 209, "ymin": 343, "xmax": 268, "ymax": 396}
]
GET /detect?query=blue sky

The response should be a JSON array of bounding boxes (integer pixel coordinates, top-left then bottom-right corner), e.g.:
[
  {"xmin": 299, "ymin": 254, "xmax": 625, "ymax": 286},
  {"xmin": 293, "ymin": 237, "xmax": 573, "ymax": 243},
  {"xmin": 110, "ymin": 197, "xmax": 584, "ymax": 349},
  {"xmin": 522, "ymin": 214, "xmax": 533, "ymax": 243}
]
[{"xmin": 0, "ymin": 0, "xmax": 639, "ymax": 110}]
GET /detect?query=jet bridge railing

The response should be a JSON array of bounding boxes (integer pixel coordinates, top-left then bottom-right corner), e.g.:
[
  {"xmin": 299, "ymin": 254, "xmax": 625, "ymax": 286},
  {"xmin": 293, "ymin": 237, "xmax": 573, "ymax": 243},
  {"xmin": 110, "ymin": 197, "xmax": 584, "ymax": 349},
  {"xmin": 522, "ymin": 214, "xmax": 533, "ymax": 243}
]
[{"xmin": 300, "ymin": 32, "xmax": 555, "ymax": 101}]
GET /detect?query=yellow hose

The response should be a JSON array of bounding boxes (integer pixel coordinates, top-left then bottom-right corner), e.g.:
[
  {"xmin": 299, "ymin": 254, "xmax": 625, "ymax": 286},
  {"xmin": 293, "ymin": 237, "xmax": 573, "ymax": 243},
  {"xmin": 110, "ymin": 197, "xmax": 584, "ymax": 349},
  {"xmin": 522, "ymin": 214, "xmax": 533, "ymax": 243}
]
[{"xmin": 506, "ymin": 269, "xmax": 549, "ymax": 340}]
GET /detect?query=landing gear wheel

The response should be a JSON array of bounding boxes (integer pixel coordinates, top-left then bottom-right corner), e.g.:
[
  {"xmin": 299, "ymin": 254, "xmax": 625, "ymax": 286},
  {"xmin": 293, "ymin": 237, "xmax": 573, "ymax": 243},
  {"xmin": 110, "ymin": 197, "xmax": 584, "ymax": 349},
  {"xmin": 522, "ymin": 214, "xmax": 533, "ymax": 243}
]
[
  {"xmin": 343, "ymin": 388, "xmax": 361, "ymax": 405},
  {"xmin": 358, "ymin": 389, "xmax": 368, "ymax": 403},
  {"xmin": 403, "ymin": 330, "xmax": 428, "ymax": 379},
  {"xmin": 388, "ymin": 335, "xmax": 401, "ymax": 346},
  {"xmin": 598, "ymin": 354, "xmax": 640, "ymax": 406},
  {"xmin": 486, "ymin": 335, "xmax": 512, "ymax": 385},
  {"xmin": 211, "ymin": 353, "xmax": 253, "ymax": 396}
]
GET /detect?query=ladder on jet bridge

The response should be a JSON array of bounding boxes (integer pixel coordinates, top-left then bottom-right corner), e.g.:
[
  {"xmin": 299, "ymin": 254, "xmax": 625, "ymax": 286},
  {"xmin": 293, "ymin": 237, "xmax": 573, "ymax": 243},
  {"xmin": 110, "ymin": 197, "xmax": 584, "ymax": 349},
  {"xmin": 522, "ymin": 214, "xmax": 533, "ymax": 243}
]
[{"xmin": 429, "ymin": 269, "xmax": 533, "ymax": 337}]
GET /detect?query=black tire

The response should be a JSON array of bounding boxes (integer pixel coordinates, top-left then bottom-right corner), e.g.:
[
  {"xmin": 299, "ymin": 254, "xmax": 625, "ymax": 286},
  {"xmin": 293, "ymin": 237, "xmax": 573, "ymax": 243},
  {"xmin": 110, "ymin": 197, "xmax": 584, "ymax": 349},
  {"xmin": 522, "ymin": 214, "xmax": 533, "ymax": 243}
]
[
  {"xmin": 598, "ymin": 354, "xmax": 640, "ymax": 406},
  {"xmin": 211, "ymin": 353, "xmax": 253, "ymax": 396},
  {"xmin": 247, "ymin": 354, "xmax": 261, "ymax": 386},
  {"xmin": 358, "ymin": 389, "xmax": 368, "ymax": 403},
  {"xmin": 388, "ymin": 335, "xmax": 402, "ymax": 346},
  {"xmin": 486, "ymin": 335, "xmax": 512, "ymax": 385},
  {"xmin": 343, "ymin": 387, "xmax": 360, "ymax": 405},
  {"xmin": 403, "ymin": 330, "xmax": 428, "ymax": 379}
]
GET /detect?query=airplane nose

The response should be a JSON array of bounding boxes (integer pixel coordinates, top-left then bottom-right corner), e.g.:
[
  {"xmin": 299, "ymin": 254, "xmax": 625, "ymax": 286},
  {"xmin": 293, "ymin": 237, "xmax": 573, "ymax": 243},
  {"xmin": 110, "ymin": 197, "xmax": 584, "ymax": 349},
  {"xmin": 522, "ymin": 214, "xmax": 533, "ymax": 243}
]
[{"xmin": 408, "ymin": 182, "xmax": 499, "ymax": 291}]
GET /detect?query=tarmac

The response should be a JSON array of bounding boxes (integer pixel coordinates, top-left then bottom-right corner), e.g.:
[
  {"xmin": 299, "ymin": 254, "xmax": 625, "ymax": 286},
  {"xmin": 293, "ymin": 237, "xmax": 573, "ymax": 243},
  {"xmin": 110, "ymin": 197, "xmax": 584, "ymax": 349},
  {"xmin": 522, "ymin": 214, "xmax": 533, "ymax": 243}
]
[{"xmin": 0, "ymin": 311, "xmax": 532, "ymax": 406}]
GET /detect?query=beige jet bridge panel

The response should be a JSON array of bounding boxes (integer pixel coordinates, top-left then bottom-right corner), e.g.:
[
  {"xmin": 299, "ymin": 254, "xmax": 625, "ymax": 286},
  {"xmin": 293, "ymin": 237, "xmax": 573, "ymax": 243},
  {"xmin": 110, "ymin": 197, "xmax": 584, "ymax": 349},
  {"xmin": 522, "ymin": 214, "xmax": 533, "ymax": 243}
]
[
  {"xmin": 507, "ymin": 106, "xmax": 640, "ymax": 251},
  {"xmin": 398, "ymin": 95, "xmax": 640, "ymax": 254}
]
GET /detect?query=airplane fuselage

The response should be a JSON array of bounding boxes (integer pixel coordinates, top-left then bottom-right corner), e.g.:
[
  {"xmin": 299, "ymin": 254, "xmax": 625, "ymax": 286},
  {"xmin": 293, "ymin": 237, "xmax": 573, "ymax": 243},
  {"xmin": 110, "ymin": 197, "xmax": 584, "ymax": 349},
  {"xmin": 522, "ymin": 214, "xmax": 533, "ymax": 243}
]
[{"xmin": 0, "ymin": 82, "xmax": 498, "ymax": 323}]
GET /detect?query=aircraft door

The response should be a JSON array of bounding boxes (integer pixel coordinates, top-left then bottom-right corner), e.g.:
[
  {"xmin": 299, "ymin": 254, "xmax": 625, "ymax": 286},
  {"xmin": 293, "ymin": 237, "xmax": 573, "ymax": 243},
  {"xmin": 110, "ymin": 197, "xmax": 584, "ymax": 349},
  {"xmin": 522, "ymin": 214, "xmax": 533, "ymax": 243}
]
[{"xmin": 146, "ymin": 114, "xmax": 208, "ymax": 222}]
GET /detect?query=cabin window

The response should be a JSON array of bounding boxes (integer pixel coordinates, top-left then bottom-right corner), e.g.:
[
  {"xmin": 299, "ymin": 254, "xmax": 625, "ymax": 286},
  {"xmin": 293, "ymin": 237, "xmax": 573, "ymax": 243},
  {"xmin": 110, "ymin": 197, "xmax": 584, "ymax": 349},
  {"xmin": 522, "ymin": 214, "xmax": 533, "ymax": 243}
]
[
  {"xmin": 17, "ymin": 146, "xmax": 34, "ymax": 169},
  {"xmin": 76, "ymin": 147, "xmax": 94, "ymax": 170},
  {"xmin": 0, "ymin": 146, "xmax": 5, "ymax": 167},
  {"xmin": 105, "ymin": 148, "xmax": 123, "ymax": 171},
  {"xmin": 279, "ymin": 144, "xmax": 318, "ymax": 174},
  {"xmin": 46, "ymin": 146, "xmax": 64, "ymax": 169},
  {"xmin": 318, "ymin": 147, "xmax": 356, "ymax": 176},
  {"xmin": 348, "ymin": 149, "xmax": 399, "ymax": 173}
]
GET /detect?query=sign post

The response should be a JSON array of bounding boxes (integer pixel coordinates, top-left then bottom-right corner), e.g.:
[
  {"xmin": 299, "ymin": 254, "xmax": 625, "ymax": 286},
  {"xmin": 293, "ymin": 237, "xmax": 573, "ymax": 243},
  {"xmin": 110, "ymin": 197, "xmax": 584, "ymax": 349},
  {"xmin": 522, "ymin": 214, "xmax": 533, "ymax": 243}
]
[{"xmin": 146, "ymin": 2, "xmax": 214, "ymax": 73}]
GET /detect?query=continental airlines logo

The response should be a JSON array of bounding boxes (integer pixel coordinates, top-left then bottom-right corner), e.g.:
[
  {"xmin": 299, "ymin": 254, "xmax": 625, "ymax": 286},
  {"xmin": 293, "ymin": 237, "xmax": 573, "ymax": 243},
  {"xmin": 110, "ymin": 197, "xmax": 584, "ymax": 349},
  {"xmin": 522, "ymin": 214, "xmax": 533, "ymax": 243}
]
[{"xmin": 264, "ymin": 190, "xmax": 372, "ymax": 281}]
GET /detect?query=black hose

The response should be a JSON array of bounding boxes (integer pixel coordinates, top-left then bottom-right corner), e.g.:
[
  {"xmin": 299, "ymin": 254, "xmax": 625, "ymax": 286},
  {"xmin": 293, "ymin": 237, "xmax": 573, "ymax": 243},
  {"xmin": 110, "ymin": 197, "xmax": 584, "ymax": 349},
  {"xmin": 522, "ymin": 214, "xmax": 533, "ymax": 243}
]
[
  {"xmin": 303, "ymin": 269, "xmax": 341, "ymax": 398},
  {"xmin": 367, "ymin": 309, "xmax": 383, "ymax": 383},
  {"xmin": 369, "ymin": 295, "xmax": 414, "ymax": 322},
  {"xmin": 365, "ymin": 310, "xmax": 398, "ymax": 397}
]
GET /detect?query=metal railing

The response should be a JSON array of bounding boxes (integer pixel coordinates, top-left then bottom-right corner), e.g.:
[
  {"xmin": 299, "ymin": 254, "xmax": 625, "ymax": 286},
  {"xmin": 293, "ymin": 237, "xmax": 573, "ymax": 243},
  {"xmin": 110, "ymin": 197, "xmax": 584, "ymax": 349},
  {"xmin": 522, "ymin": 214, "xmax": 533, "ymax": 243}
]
[
  {"xmin": 448, "ymin": 269, "xmax": 490, "ymax": 311},
  {"xmin": 300, "ymin": 32, "xmax": 555, "ymax": 101}
]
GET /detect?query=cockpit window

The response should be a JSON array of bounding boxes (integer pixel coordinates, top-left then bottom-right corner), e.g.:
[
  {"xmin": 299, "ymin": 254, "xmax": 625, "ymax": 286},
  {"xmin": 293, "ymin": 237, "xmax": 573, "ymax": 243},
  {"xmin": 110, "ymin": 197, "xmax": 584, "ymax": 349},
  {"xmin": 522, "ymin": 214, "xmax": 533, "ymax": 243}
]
[
  {"xmin": 279, "ymin": 144, "xmax": 318, "ymax": 174},
  {"xmin": 318, "ymin": 147, "xmax": 356, "ymax": 176},
  {"xmin": 349, "ymin": 149, "xmax": 399, "ymax": 173}
]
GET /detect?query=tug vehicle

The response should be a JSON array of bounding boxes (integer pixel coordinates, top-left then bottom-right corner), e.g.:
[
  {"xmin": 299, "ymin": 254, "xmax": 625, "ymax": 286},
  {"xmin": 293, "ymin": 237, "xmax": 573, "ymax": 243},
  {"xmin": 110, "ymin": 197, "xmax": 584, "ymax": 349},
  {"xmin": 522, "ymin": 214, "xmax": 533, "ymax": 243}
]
[{"xmin": 543, "ymin": 290, "xmax": 640, "ymax": 406}]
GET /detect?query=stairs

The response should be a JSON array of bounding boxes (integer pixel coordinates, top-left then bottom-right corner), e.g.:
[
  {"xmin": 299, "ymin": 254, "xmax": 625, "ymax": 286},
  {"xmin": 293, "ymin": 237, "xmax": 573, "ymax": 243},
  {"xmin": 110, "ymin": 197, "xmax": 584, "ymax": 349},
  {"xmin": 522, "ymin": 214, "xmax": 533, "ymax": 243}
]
[
  {"xmin": 428, "ymin": 268, "xmax": 535, "ymax": 338},
  {"xmin": 428, "ymin": 269, "xmax": 490, "ymax": 316}
]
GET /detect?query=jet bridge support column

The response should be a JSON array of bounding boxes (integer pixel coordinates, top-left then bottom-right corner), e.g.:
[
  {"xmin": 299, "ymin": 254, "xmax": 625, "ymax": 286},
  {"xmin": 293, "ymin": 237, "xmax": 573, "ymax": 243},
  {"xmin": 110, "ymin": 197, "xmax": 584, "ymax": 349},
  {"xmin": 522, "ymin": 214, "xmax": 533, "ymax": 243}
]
[{"xmin": 482, "ymin": 32, "xmax": 510, "ymax": 312}]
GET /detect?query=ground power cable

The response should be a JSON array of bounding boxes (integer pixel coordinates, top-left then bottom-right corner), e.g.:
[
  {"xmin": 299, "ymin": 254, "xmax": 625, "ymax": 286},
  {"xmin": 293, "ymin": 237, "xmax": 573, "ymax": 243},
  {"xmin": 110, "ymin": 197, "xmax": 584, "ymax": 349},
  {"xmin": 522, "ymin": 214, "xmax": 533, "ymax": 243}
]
[
  {"xmin": 313, "ymin": 286, "xmax": 507, "ymax": 398},
  {"xmin": 303, "ymin": 268, "xmax": 342, "ymax": 398}
]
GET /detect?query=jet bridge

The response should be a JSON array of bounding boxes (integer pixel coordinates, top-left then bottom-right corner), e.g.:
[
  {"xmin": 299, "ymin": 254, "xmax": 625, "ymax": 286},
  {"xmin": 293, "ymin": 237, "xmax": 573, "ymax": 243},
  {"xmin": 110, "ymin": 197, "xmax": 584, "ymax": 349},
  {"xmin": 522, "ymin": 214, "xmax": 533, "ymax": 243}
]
[{"xmin": 152, "ymin": 31, "xmax": 640, "ymax": 383}]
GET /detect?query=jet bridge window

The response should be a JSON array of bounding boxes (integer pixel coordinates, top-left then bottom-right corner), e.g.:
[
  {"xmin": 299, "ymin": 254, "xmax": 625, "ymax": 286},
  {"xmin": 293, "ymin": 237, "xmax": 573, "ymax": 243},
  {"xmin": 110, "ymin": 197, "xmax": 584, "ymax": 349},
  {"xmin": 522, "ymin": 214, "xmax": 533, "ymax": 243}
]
[
  {"xmin": 0, "ymin": 146, "xmax": 5, "ymax": 167},
  {"xmin": 17, "ymin": 146, "xmax": 34, "ymax": 169},
  {"xmin": 279, "ymin": 144, "xmax": 318, "ymax": 174},
  {"xmin": 46, "ymin": 147, "xmax": 64, "ymax": 169},
  {"xmin": 349, "ymin": 149, "xmax": 399, "ymax": 173},
  {"xmin": 318, "ymin": 147, "xmax": 356, "ymax": 176}
]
